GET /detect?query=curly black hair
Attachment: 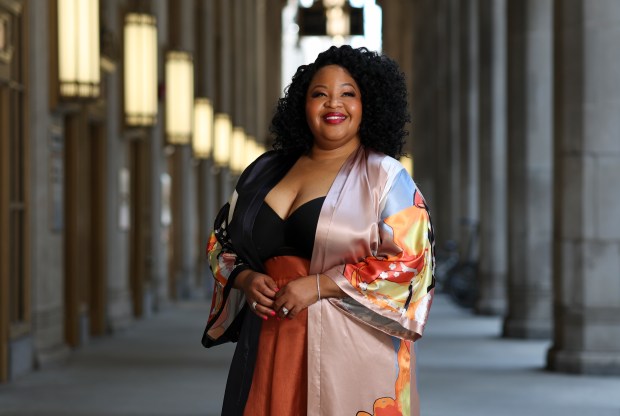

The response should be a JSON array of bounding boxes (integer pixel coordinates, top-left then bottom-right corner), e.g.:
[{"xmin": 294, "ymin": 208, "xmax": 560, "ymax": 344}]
[{"xmin": 270, "ymin": 45, "xmax": 410, "ymax": 158}]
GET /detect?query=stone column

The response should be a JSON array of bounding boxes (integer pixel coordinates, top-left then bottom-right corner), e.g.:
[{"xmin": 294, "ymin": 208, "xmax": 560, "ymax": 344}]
[
  {"xmin": 169, "ymin": 0, "xmax": 198, "ymax": 299},
  {"xmin": 195, "ymin": 0, "xmax": 218, "ymax": 295},
  {"xmin": 262, "ymin": 0, "xmax": 286, "ymax": 148},
  {"xmin": 459, "ymin": 0, "xmax": 480, "ymax": 263},
  {"xmin": 103, "ymin": 0, "xmax": 132, "ymax": 329},
  {"xmin": 255, "ymin": 0, "xmax": 268, "ymax": 145},
  {"xmin": 409, "ymin": 0, "xmax": 437, "ymax": 202},
  {"xmin": 150, "ymin": 0, "xmax": 171, "ymax": 308},
  {"xmin": 245, "ymin": 0, "xmax": 258, "ymax": 139},
  {"xmin": 503, "ymin": 0, "xmax": 553, "ymax": 339},
  {"xmin": 447, "ymin": 0, "xmax": 462, "ymax": 243},
  {"xmin": 29, "ymin": 0, "xmax": 70, "ymax": 367},
  {"xmin": 547, "ymin": 0, "xmax": 620, "ymax": 375},
  {"xmin": 476, "ymin": 0, "xmax": 507, "ymax": 315},
  {"xmin": 216, "ymin": 0, "xmax": 232, "ymax": 206},
  {"xmin": 432, "ymin": 0, "xmax": 455, "ymax": 246}
]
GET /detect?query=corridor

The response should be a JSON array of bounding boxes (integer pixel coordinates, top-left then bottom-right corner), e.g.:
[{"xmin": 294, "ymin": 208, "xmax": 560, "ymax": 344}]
[{"xmin": 0, "ymin": 296, "xmax": 618, "ymax": 416}]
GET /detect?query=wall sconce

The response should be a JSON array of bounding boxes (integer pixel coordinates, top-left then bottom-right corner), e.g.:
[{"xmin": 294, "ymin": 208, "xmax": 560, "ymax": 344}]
[
  {"xmin": 399, "ymin": 156, "xmax": 414, "ymax": 177},
  {"xmin": 230, "ymin": 127, "xmax": 246, "ymax": 174},
  {"xmin": 165, "ymin": 51, "xmax": 194, "ymax": 144},
  {"xmin": 124, "ymin": 13, "xmax": 158, "ymax": 126},
  {"xmin": 193, "ymin": 98, "xmax": 213, "ymax": 159},
  {"xmin": 248, "ymin": 140, "xmax": 266, "ymax": 167},
  {"xmin": 213, "ymin": 113, "xmax": 231, "ymax": 166},
  {"xmin": 243, "ymin": 135, "xmax": 256, "ymax": 170},
  {"xmin": 57, "ymin": 0, "xmax": 100, "ymax": 98}
]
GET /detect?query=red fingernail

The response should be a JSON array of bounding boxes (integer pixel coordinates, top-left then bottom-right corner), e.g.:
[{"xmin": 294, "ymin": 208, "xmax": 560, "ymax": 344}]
[
  {"xmin": 262, "ymin": 316, "xmax": 268, "ymax": 320},
  {"xmin": 269, "ymin": 311, "xmax": 276, "ymax": 316},
  {"xmin": 275, "ymin": 288, "xmax": 279, "ymax": 292}
]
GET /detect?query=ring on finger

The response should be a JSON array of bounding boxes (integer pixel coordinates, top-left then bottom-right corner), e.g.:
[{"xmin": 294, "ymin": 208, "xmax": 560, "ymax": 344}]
[
  {"xmin": 251, "ymin": 301, "xmax": 258, "ymax": 310},
  {"xmin": 281, "ymin": 306, "xmax": 290, "ymax": 316}
]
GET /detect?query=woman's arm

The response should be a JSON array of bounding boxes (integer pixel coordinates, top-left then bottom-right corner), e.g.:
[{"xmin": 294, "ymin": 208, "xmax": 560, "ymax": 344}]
[{"xmin": 272, "ymin": 273, "xmax": 345, "ymax": 319}]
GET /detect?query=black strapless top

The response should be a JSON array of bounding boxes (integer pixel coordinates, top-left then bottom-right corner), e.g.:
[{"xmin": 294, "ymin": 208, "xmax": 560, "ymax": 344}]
[{"xmin": 252, "ymin": 197, "xmax": 326, "ymax": 261}]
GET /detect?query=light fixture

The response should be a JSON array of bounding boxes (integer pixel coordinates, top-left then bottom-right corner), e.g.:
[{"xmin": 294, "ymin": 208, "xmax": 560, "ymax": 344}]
[
  {"xmin": 230, "ymin": 127, "xmax": 246, "ymax": 174},
  {"xmin": 57, "ymin": 0, "xmax": 100, "ymax": 98},
  {"xmin": 323, "ymin": 0, "xmax": 346, "ymax": 7},
  {"xmin": 124, "ymin": 13, "xmax": 158, "ymax": 126},
  {"xmin": 399, "ymin": 156, "xmax": 414, "ymax": 177},
  {"xmin": 165, "ymin": 51, "xmax": 194, "ymax": 144},
  {"xmin": 244, "ymin": 135, "xmax": 256, "ymax": 169},
  {"xmin": 193, "ymin": 98, "xmax": 214, "ymax": 158},
  {"xmin": 214, "ymin": 113, "xmax": 232, "ymax": 166},
  {"xmin": 326, "ymin": 6, "xmax": 350, "ymax": 38}
]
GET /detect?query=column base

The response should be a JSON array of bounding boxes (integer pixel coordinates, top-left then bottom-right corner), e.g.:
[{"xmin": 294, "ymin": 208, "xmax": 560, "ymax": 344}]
[
  {"xmin": 475, "ymin": 297, "xmax": 506, "ymax": 316},
  {"xmin": 502, "ymin": 317, "xmax": 551, "ymax": 339},
  {"xmin": 35, "ymin": 343, "xmax": 70, "ymax": 369},
  {"xmin": 9, "ymin": 335, "xmax": 33, "ymax": 380},
  {"xmin": 547, "ymin": 347, "xmax": 620, "ymax": 375},
  {"xmin": 107, "ymin": 288, "xmax": 134, "ymax": 332}
]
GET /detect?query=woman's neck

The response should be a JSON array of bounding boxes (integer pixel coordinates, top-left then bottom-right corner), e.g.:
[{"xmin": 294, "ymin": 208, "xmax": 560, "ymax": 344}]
[{"xmin": 308, "ymin": 140, "xmax": 361, "ymax": 162}]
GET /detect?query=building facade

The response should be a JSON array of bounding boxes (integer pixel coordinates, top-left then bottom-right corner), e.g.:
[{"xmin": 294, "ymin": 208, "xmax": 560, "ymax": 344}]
[
  {"xmin": 1, "ymin": 0, "xmax": 620, "ymax": 383},
  {"xmin": 0, "ymin": 0, "xmax": 285, "ymax": 382}
]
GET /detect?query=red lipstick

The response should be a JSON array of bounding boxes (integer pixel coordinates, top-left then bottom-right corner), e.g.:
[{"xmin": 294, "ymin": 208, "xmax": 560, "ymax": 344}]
[{"xmin": 323, "ymin": 112, "xmax": 346, "ymax": 124}]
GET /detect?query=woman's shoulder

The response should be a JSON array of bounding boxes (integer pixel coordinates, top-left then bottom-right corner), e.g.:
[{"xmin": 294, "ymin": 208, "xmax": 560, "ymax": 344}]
[
  {"xmin": 364, "ymin": 148, "xmax": 410, "ymax": 181},
  {"xmin": 236, "ymin": 149, "xmax": 299, "ymax": 191}
]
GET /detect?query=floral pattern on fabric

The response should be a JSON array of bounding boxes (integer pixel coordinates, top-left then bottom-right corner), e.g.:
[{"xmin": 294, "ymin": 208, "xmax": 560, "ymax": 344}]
[
  {"xmin": 329, "ymin": 180, "xmax": 435, "ymax": 341},
  {"xmin": 356, "ymin": 339, "xmax": 411, "ymax": 416},
  {"xmin": 204, "ymin": 201, "xmax": 249, "ymax": 343}
]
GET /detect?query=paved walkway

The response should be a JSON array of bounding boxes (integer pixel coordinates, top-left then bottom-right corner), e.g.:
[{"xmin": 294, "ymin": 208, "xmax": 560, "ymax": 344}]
[{"xmin": 0, "ymin": 295, "xmax": 619, "ymax": 416}]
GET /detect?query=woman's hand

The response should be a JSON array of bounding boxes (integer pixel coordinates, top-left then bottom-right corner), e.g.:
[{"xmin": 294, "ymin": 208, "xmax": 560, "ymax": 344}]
[
  {"xmin": 273, "ymin": 276, "xmax": 319, "ymax": 319},
  {"xmin": 234, "ymin": 269, "xmax": 279, "ymax": 320}
]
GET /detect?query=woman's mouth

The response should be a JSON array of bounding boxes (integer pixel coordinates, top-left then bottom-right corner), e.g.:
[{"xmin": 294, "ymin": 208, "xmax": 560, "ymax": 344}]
[{"xmin": 323, "ymin": 113, "xmax": 347, "ymax": 124}]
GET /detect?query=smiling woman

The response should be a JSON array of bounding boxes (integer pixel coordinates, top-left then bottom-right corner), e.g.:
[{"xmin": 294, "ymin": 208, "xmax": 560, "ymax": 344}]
[
  {"xmin": 203, "ymin": 45, "xmax": 435, "ymax": 416},
  {"xmin": 305, "ymin": 65, "xmax": 363, "ymax": 151}
]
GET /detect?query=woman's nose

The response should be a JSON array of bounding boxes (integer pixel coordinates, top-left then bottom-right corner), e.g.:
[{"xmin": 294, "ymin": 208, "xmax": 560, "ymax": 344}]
[{"xmin": 326, "ymin": 97, "xmax": 341, "ymax": 108}]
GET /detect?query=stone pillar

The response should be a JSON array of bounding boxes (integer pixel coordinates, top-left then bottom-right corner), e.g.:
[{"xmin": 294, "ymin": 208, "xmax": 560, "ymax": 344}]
[
  {"xmin": 476, "ymin": 0, "xmax": 507, "ymax": 315},
  {"xmin": 195, "ymin": 0, "xmax": 218, "ymax": 295},
  {"xmin": 150, "ymin": 0, "xmax": 171, "ymax": 308},
  {"xmin": 169, "ymin": 0, "xmax": 198, "ymax": 299},
  {"xmin": 215, "ymin": 0, "xmax": 232, "ymax": 206},
  {"xmin": 447, "ymin": 0, "xmax": 462, "ymax": 243},
  {"xmin": 262, "ymin": 0, "xmax": 286, "ymax": 148},
  {"xmin": 29, "ymin": 0, "xmax": 70, "ymax": 366},
  {"xmin": 245, "ymin": 0, "xmax": 258, "ymax": 139},
  {"xmin": 459, "ymin": 0, "xmax": 480, "ymax": 263},
  {"xmin": 408, "ymin": 0, "xmax": 437, "ymax": 202},
  {"xmin": 432, "ymin": 0, "xmax": 455, "ymax": 246},
  {"xmin": 547, "ymin": 0, "xmax": 620, "ymax": 375},
  {"xmin": 503, "ymin": 0, "xmax": 553, "ymax": 339},
  {"xmin": 103, "ymin": 0, "xmax": 132, "ymax": 330},
  {"xmin": 255, "ymin": 0, "xmax": 268, "ymax": 145}
]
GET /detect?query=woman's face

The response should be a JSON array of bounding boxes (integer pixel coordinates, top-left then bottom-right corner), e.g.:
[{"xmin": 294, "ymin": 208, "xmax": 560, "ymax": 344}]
[{"xmin": 305, "ymin": 65, "xmax": 362, "ymax": 150}]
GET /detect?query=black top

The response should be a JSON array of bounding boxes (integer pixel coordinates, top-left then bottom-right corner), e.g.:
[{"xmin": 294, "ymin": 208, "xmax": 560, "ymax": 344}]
[{"xmin": 252, "ymin": 197, "xmax": 326, "ymax": 261}]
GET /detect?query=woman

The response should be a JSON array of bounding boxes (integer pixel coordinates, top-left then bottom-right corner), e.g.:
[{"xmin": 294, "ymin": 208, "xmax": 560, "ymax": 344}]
[{"xmin": 202, "ymin": 45, "xmax": 435, "ymax": 416}]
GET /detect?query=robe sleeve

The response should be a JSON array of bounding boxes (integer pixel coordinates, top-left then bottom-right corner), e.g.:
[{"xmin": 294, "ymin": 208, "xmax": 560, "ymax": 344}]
[
  {"xmin": 202, "ymin": 192, "xmax": 251, "ymax": 347},
  {"xmin": 323, "ymin": 168, "xmax": 435, "ymax": 342}
]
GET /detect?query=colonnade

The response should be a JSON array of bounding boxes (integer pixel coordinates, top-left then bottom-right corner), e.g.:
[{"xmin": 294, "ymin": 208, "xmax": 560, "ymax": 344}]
[{"xmin": 380, "ymin": 0, "xmax": 620, "ymax": 375}]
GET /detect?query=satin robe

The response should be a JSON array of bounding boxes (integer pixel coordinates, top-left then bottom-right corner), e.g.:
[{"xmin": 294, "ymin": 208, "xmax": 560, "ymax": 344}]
[{"xmin": 203, "ymin": 146, "xmax": 435, "ymax": 416}]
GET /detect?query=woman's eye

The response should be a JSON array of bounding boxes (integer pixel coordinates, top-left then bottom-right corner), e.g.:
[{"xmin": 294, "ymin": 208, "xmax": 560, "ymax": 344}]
[
  {"xmin": 342, "ymin": 91, "xmax": 356, "ymax": 97},
  {"xmin": 311, "ymin": 92, "xmax": 326, "ymax": 98}
]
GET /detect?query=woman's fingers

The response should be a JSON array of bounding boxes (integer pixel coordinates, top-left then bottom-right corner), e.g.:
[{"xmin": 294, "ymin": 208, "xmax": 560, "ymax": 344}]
[
  {"xmin": 275, "ymin": 303, "xmax": 299, "ymax": 319},
  {"xmin": 260, "ymin": 280, "xmax": 278, "ymax": 298},
  {"xmin": 254, "ymin": 302, "xmax": 276, "ymax": 319}
]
